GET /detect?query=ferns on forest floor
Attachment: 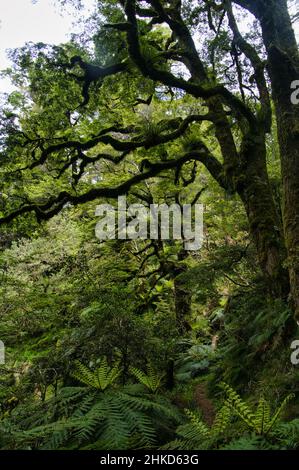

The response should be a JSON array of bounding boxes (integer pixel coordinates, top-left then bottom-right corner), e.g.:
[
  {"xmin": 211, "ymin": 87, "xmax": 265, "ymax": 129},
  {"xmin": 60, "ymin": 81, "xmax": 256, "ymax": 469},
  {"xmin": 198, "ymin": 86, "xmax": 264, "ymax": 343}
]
[
  {"xmin": 1, "ymin": 357, "xmax": 298, "ymax": 451},
  {"xmin": 162, "ymin": 405, "xmax": 231, "ymax": 450},
  {"xmin": 0, "ymin": 360, "xmax": 181, "ymax": 450},
  {"xmin": 0, "ymin": 386, "xmax": 181, "ymax": 450},
  {"xmin": 163, "ymin": 383, "xmax": 298, "ymax": 450},
  {"xmin": 220, "ymin": 382, "xmax": 294, "ymax": 436}
]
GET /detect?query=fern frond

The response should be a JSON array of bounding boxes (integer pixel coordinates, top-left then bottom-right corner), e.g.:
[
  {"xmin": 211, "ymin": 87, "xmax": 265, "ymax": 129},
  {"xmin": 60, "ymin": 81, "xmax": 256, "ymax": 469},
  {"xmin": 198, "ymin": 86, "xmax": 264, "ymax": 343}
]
[
  {"xmin": 210, "ymin": 405, "xmax": 231, "ymax": 438},
  {"xmin": 161, "ymin": 436, "xmax": 202, "ymax": 450},
  {"xmin": 254, "ymin": 397, "xmax": 271, "ymax": 435},
  {"xmin": 220, "ymin": 383, "xmax": 294, "ymax": 437},
  {"xmin": 265, "ymin": 394, "xmax": 295, "ymax": 435},
  {"xmin": 221, "ymin": 434, "xmax": 268, "ymax": 450},
  {"xmin": 274, "ymin": 418, "xmax": 299, "ymax": 449},
  {"xmin": 129, "ymin": 364, "xmax": 164, "ymax": 393},
  {"xmin": 72, "ymin": 358, "xmax": 121, "ymax": 391},
  {"xmin": 71, "ymin": 361, "xmax": 98, "ymax": 388},
  {"xmin": 184, "ymin": 409, "xmax": 210, "ymax": 439},
  {"xmin": 220, "ymin": 382, "xmax": 255, "ymax": 429}
]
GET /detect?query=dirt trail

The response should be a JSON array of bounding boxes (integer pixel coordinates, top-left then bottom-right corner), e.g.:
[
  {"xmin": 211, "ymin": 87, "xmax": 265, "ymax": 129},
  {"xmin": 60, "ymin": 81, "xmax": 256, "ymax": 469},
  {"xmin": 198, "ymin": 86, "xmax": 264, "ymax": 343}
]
[{"xmin": 194, "ymin": 383, "xmax": 215, "ymax": 426}]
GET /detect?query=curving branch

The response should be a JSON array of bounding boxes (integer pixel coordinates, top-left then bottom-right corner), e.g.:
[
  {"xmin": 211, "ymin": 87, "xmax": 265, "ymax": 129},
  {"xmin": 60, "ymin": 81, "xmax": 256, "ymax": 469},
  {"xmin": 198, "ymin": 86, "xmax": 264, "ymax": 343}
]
[
  {"xmin": 123, "ymin": 0, "xmax": 257, "ymax": 128},
  {"xmin": 26, "ymin": 114, "xmax": 216, "ymax": 170},
  {"xmin": 231, "ymin": 0, "xmax": 260, "ymax": 16},
  {"xmin": 68, "ymin": 56, "xmax": 127, "ymax": 107},
  {"xmin": 0, "ymin": 148, "xmax": 226, "ymax": 225},
  {"xmin": 224, "ymin": 0, "xmax": 271, "ymax": 131}
]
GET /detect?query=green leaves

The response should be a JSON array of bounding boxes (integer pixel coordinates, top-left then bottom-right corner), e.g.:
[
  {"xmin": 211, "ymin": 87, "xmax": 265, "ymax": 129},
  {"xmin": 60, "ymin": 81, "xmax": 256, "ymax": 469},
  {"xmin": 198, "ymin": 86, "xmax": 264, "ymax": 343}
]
[
  {"xmin": 220, "ymin": 382, "xmax": 255, "ymax": 430},
  {"xmin": 164, "ymin": 383, "xmax": 296, "ymax": 450},
  {"xmin": 220, "ymin": 382, "xmax": 295, "ymax": 437},
  {"xmin": 71, "ymin": 357, "xmax": 121, "ymax": 391},
  {"xmin": 254, "ymin": 397, "xmax": 271, "ymax": 435},
  {"xmin": 175, "ymin": 342, "xmax": 215, "ymax": 382},
  {"xmin": 0, "ymin": 381, "xmax": 180, "ymax": 450},
  {"xmin": 163, "ymin": 405, "xmax": 231, "ymax": 450},
  {"xmin": 129, "ymin": 363, "xmax": 165, "ymax": 393}
]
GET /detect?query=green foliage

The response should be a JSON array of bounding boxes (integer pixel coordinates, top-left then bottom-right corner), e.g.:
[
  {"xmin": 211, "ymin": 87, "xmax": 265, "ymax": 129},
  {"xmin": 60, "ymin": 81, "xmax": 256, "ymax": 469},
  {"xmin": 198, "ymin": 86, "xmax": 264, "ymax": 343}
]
[
  {"xmin": 0, "ymin": 0, "xmax": 298, "ymax": 453},
  {"xmin": 175, "ymin": 341, "xmax": 216, "ymax": 382},
  {"xmin": 163, "ymin": 384, "xmax": 297, "ymax": 450},
  {"xmin": 129, "ymin": 364, "xmax": 165, "ymax": 393},
  {"xmin": 162, "ymin": 405, "xmax": 231, "ymax": 450},
  {"xmin": 0, "ymin": 382, "xmax": 181, "ymax": 450},
  {"xmin": 273, "ymin": 418, "xmax": 299, "ymax": 449},
  {"xmin": 220, "ymin": 382, "xmax": 294, "ymax": 436},
  {"xmin": 208, "ymin": 285, "xmax": 294, "ymax": 388},
  {"xmin": 72, "ymin": 358, "xmax": 121, "ymax": 391},
  {"xmin": 221, "ymin": 435, "xmax": 272, "ymax": 450}
]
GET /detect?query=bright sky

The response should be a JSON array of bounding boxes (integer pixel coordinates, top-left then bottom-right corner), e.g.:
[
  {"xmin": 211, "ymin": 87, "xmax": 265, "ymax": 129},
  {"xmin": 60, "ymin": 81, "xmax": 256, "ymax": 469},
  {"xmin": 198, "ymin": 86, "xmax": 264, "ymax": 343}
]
[{"xmin": 0, "ymin": 0, "xmax": 95, "ymax": 93}]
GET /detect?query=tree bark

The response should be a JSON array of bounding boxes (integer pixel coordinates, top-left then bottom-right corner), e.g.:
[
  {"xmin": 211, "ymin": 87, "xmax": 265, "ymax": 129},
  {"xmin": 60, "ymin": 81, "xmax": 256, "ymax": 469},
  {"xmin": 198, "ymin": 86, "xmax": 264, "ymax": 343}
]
[
  {"xmin": 251, "ymin": 0, "xmax": 299, "ymax": 319},
  {"xmin": 237, "ymin": 131, "xmax": 289, "ymax": 298}
]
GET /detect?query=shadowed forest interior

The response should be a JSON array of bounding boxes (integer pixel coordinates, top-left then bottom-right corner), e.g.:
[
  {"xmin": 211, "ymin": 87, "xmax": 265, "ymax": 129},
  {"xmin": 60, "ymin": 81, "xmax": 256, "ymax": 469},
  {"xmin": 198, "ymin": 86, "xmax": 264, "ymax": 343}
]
[{"xmin": 0, "ymin": 0, "xmax": 299, "ymax": 451}]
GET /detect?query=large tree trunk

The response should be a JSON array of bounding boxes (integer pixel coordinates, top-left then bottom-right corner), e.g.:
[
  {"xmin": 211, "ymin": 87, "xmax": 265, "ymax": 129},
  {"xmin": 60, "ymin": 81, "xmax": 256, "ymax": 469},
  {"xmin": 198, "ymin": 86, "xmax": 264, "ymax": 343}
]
[
  {"xmin": 253, "ymin": 0, "xmax": 299, "ymax": 319},
  {"xmin": 237, "ymin": 131, "xmax": 289, "ymax": 298},
  {"xmin": 206, "ymin": 97, "xmax": 288, "ymax": 299},
  {"xmin": 150, "ymin": 0, "xmax": 289, "ymax": 303}
]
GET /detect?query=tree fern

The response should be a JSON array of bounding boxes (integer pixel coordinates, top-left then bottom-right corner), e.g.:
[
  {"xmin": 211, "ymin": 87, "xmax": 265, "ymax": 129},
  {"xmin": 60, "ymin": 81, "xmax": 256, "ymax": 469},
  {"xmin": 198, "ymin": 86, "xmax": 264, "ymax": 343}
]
[
  {"xmin": 71, "ymin": 357, "xmax": 121, "ymax": 391},
  {"xmin": 274, "ymin": 418, "xmax": 299, "ymax": 449},
  {"xmin": 162, "ymin": 406, "xmax": 231, "ymax": 450},
  {"xmin": 163, "ymin": 384, "xmax": 296, "ymax": 450},
  {"xmin": 0, "ymin": 384, "xmax": 180, "ymax": 450},
  {"xmin": 129, "ymin": 364, "xmax": 165, "ymax": 393},
  {"xmin": 220, "ymin": 382, "xmax": 294, "ymax": 436},
  {"xmin": 220, "ymin": 382, "xmax": 256, "ymax": 429}
]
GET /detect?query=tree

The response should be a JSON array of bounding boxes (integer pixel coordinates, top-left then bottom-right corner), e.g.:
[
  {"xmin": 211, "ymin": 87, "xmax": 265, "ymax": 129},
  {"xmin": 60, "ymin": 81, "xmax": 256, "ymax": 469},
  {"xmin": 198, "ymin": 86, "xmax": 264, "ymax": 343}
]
[
  {"xmin": 0, "ymin": 0, "xmax": 297, "ymax": 318},
  {"xmin": 232, "ymin": 0, "xmax": 299, "ymax": 320}
]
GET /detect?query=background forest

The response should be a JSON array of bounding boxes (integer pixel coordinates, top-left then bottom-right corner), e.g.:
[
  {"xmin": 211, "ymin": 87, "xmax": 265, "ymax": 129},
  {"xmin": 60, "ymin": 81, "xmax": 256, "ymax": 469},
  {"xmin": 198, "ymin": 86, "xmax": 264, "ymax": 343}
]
[{"xmin": 0, "ymin": 0, "xmax": 299, "ymax": 451}]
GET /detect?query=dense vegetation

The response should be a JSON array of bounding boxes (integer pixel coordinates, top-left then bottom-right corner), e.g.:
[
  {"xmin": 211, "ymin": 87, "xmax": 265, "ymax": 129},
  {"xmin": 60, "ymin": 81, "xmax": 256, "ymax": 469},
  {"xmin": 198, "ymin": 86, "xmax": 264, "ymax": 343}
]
[{"xmin": 0, "ymin": 0, "xmax": 298, "ymax": 450}]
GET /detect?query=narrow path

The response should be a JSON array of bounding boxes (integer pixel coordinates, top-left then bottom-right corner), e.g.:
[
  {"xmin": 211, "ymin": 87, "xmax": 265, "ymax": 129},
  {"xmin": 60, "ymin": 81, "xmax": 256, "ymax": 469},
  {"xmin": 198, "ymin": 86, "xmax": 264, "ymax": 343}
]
[{"xmin": 194, "ymin": 383, "xmax": 215, "ymax": 426}]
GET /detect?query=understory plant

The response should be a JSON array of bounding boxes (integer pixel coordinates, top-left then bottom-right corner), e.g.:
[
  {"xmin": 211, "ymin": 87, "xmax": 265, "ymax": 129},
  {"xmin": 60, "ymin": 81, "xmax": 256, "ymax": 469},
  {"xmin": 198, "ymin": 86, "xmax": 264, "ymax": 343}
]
[
  {"xmin": 0, "ymin": 359, "xmax": 181, "ymax": 450},
  {"xmin": 163, "ymin": 383, "xmax": 298, "ymax": 450}
]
